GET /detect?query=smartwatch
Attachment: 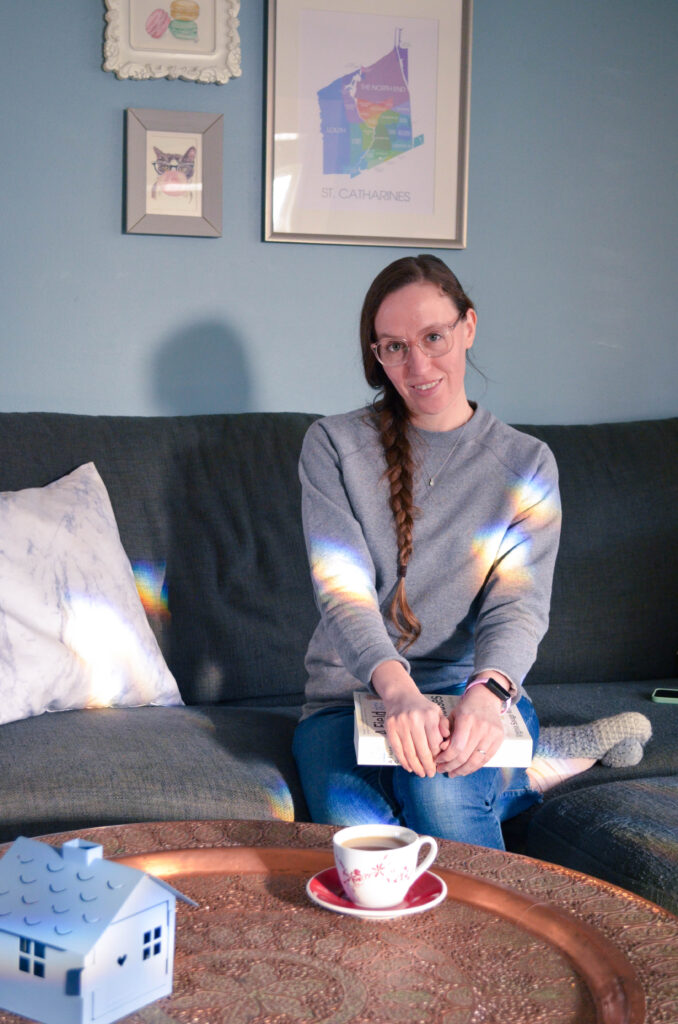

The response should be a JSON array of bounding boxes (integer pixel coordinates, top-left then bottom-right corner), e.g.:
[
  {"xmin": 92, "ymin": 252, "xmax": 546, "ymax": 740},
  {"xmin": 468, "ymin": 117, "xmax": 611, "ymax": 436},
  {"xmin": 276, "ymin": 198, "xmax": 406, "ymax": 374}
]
[{"xmin": 482, "ymin": 677, "xmax": 513, "ymax": 714}]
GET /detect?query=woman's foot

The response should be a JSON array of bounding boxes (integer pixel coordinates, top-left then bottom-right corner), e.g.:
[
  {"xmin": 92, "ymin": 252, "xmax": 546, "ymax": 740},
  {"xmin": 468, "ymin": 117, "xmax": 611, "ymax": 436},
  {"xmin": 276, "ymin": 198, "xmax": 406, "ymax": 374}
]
[{"xmin": 526, "ymin": 712, "xmax": 652, "ymax": 794}]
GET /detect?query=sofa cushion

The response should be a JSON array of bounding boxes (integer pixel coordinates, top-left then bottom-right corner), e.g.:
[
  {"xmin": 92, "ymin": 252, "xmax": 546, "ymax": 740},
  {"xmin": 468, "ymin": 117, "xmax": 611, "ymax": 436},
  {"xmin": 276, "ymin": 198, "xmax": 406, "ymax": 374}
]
[
  {"xmin": 526, "ymin": 777, "xmax": 678, "ymax": 913},
  {"xmin": 0, "ymin": 462, "xmax": 182, "ymax": 726},
  {"xmin": 0, "ymin": 704, "xmax": 308, "ymax": 843}
]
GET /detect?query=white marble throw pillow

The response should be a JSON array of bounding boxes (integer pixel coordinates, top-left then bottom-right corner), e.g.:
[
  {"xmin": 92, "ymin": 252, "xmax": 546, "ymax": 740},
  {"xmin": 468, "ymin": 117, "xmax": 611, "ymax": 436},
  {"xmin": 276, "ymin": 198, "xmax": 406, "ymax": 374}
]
[{"xmin": 0, "ymin": 462, "xmax": 183, "ymax": 726}]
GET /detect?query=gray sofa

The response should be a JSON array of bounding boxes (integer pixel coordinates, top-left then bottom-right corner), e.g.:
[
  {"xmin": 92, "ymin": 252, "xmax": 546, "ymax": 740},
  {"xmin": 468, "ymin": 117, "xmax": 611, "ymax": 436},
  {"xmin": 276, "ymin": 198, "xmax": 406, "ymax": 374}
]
[{"xmin": 0, "ymin": 412, "xmax": 676, "ymax": 912}]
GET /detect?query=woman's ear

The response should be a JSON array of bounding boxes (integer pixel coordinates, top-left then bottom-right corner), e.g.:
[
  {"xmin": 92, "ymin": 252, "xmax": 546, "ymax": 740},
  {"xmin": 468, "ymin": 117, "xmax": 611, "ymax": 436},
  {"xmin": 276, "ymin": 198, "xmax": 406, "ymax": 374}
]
[{"xmin": 463, "ymin": 308, "xmax": 477, "ymax": 350}]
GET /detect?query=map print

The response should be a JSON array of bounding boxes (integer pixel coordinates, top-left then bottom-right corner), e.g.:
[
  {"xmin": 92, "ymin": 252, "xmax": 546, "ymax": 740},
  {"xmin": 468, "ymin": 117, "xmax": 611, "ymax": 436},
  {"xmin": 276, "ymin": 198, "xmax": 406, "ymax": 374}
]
[{"xmin": 317, "ymin": 29, "xmax": 424, "ymax": 179}]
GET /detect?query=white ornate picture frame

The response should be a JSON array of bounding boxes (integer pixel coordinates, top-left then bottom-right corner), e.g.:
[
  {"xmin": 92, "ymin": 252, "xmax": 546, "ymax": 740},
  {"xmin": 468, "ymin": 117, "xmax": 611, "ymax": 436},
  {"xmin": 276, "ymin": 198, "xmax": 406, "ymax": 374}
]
[{"xmin": 104, "ymin": 0, "xmax": 241, "ymax": 84}]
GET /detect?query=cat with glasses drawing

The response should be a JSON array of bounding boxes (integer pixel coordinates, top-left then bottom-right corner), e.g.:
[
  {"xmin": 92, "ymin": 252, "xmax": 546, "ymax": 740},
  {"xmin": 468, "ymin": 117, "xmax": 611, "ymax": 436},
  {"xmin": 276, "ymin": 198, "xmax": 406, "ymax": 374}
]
[{"xmin": 151, "ymin": 146, "xmax": 196, "ymax": 203}]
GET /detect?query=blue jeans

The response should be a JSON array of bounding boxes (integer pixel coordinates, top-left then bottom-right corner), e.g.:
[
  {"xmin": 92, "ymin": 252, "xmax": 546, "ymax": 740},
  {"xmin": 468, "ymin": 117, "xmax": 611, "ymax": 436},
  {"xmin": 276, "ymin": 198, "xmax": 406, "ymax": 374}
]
[{"xmin": 293, "ymin": 681, "xmax": 541, "ymax": 850}]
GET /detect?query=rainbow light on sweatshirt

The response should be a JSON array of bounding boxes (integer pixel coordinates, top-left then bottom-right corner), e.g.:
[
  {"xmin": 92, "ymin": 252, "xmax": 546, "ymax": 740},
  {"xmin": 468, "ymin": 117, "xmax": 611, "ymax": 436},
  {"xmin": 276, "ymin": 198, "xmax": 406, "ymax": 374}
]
[
  {"xmin": 471, "ymin": 475, "xmax": 561, "ymax": 587},
  {"xmin": 471, "ymin": 523, "xmax": 534, "ymax": 587},
  {"xmin": 309, "ymin": 540, "xmax": 377, "ymax": 612},
  {"xmin": 507, "ymin": 476, "xmax": 562, "ymax": 529}
]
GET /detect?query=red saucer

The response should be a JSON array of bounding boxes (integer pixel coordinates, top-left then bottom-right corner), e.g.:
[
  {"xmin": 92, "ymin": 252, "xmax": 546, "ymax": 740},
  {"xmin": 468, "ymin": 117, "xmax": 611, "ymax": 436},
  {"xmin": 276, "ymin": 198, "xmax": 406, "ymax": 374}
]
[{"xmin": 306, "ymin": 867, "xmax": 447, "ymax": 919}]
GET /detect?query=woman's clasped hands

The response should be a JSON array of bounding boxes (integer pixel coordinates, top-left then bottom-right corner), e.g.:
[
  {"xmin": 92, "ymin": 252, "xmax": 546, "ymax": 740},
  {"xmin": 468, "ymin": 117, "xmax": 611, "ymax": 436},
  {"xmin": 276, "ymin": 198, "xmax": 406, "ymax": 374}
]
[
  {"xmin": 434, "ymin": 685, "xmax": 505, "ymax": 776},
  {"xmin": 371, "ymin": 661, "xmax": 505, "ymax": 778}
]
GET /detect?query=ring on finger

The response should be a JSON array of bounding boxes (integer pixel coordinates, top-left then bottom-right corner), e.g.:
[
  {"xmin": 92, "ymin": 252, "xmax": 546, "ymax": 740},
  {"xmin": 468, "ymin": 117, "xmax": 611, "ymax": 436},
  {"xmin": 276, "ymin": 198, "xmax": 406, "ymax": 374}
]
[{"xmin": 476, "ymin": 748, "xmax": 487, "ymax": 756}]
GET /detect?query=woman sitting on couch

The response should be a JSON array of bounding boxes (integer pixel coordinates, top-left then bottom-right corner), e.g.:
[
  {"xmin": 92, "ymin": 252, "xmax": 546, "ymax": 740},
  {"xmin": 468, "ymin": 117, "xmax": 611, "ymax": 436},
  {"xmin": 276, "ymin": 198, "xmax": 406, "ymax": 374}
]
[{"xmin": 293, "ymin": 254, "xmax": 650, "ymax": 849}]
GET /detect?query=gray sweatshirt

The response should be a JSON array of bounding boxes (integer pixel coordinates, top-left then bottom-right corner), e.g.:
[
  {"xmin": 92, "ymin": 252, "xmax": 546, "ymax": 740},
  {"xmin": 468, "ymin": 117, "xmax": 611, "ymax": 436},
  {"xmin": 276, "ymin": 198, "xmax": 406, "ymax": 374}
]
[{"xmin": 299, "ymin": 404, "xmax": 561, "ymax": 718}]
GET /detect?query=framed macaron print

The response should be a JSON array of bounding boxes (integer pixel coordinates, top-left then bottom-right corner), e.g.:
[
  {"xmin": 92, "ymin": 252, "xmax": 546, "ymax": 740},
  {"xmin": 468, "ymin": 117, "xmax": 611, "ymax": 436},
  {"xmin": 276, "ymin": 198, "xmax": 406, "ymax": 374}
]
[
  {"xmin": 126, "ymin": 108, "xmax": 223, "ymax": 235},
  {"xmin": 104, "ymin": 0, "xmax": 241, "ymax": 83}
]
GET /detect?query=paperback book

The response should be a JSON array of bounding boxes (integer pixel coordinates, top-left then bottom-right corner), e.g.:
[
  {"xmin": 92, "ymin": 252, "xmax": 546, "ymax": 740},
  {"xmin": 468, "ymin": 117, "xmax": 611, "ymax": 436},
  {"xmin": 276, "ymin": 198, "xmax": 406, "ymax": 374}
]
[{"xmin": 353, "ymin": 691, "xmax": 533, "ymax": 768}]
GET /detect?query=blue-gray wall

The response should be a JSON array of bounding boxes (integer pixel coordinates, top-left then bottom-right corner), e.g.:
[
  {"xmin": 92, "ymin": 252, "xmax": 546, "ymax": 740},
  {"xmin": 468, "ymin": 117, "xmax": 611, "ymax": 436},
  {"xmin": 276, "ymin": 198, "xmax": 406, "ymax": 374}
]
[{"xmin": 2, "ymin": 1, "xmax": 676, "ymax": 423}]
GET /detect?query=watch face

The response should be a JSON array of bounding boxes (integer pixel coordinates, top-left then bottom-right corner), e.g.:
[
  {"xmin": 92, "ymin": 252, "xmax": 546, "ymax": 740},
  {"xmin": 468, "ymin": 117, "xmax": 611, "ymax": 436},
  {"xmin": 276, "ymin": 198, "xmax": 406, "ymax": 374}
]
[
  {"xmin": 485, "ymin": 678, "xmax": 511, "ymax": 699},
  {"xmin": 482, "ymin": 678, "xmax": 512, "ymax": 714}
]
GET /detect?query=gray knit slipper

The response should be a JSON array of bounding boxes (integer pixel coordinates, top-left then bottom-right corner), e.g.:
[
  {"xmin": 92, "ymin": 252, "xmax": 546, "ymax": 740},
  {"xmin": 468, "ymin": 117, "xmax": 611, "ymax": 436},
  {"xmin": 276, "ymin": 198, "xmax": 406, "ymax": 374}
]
[
  {"xmin": 601, "ymin": 738, "xmax": 645, "ymax": 768},
  {"xmin": 537, "ymin": 712, "xmax": 652, "ymax": 765}
]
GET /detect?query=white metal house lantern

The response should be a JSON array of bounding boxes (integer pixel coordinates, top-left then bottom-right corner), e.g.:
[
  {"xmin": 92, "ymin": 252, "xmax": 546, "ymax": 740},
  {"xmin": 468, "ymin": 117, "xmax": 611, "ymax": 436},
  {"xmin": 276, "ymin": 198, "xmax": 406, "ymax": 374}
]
[{"xmin": 0, "ymin": 836, "xmax": 194, "ymax": 1024}]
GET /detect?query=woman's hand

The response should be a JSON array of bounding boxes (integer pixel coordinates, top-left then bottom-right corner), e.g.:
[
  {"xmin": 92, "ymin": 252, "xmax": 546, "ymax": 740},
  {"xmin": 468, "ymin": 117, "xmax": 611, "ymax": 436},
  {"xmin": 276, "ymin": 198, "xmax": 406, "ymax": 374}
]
[
  {"xmin": 371, "ymin": 661, "xmax": 450, "ymax": 778},
  {"xmin": 434, "ymin": 684, "xmax": 505, "ymax": 776}
]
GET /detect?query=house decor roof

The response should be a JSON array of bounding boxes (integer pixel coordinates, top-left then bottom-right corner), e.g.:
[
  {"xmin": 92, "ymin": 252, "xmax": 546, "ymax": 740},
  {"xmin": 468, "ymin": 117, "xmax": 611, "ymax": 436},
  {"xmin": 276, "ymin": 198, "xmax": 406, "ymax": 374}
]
[{"xmin": 0, "ymin": 836, "xmax": 190, "ymax": 955}]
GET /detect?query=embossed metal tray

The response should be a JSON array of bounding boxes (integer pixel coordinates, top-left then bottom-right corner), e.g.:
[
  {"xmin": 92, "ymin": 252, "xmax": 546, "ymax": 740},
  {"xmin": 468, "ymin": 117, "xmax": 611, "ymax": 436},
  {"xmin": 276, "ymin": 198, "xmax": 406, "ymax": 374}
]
[{"xmin": 117, "ymin": 845, "xmax": 645, "ymax": 1024}]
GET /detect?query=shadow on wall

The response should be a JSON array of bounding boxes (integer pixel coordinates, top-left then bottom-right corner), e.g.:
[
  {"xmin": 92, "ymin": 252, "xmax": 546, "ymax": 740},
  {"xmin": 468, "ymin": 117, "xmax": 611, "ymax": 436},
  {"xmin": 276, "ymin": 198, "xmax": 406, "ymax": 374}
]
[{"xmin": 153, "ymin": 320, "xmax": 253, "ymax": 414}]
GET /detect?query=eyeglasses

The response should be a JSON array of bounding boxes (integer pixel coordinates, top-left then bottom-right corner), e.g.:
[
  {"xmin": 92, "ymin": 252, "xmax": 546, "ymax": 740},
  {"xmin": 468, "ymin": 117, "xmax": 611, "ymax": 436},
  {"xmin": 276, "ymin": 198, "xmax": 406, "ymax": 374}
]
[
  {"xmin": 152, "ymin": 160, "xmax": 194, "ymax": 176},
  {"xmin": 371, "ymin": 314, "xmax": 464, "ymax": 368}
]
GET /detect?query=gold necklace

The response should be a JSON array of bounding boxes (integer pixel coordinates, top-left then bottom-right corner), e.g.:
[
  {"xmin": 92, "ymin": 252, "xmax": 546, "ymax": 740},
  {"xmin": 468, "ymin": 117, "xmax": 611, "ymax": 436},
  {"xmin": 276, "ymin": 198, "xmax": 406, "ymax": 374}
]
[{"xmin": 426, "ymin": 421, "xmax": 467, "ymax": 487}]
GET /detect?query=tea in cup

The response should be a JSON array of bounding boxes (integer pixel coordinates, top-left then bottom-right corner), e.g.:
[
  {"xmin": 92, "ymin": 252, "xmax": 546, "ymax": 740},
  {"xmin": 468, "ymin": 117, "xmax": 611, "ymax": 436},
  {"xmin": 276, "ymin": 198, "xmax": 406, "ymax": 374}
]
[{"xmin": 333, "ymin": 824, "xmax": 438, "ymax": 908}]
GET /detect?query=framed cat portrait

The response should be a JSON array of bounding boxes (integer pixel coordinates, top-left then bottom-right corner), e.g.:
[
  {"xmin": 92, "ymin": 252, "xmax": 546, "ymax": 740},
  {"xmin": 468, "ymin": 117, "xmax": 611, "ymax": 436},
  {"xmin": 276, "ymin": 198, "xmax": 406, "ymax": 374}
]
[
  {"xmin": 126, "ymin": 108, "xmax": 223, "ymax": 236},
  {"xmin": 104, "ymin": 0, "xmax": 241, "ymax": 84}
]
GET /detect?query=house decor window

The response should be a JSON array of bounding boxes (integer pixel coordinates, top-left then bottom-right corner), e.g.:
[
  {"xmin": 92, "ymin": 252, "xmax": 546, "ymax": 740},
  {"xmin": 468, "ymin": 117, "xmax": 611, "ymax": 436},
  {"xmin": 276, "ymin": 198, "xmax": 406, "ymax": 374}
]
[
  {"xmin": 19, "ymin": 938, "xmax": 46, "ymax": 978},
  {"xmin": 143, "ymin": 926, "xmax": 162, "ymax": 959}
]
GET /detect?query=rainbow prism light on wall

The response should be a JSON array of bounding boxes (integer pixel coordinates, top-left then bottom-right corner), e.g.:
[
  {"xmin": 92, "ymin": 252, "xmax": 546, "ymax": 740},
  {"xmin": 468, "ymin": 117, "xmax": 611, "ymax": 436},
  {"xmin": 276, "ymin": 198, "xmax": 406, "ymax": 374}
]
[{"xmin": 0, "ymin": 836, "xmax": 195, "ymax": 1024}]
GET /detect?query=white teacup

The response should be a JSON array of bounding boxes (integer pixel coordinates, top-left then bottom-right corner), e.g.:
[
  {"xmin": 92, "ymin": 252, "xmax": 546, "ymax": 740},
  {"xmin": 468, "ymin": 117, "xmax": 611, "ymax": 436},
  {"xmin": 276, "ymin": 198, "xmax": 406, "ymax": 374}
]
[{"xmin": 333, "ymin": 824, "xmax": 438, "ymax": 909}]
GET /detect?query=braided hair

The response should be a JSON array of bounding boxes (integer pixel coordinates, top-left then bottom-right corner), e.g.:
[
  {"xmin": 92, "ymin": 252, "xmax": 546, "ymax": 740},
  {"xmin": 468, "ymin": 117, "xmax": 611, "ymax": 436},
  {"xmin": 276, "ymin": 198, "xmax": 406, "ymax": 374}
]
[{"xmin": 360, "ymin": 255, "xmax": 476, "ymax": 650}]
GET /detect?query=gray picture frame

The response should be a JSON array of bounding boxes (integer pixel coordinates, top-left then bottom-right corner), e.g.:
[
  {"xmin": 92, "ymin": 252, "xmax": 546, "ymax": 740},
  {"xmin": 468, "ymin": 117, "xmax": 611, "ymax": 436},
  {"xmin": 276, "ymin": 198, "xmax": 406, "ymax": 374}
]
[
  {"xmin": 126, "ymin": 108, "xmax": 223, "ymax": 237},
  {"xmin": 264, "ymin": 0, "xmax": 473, "ymax": 249}
]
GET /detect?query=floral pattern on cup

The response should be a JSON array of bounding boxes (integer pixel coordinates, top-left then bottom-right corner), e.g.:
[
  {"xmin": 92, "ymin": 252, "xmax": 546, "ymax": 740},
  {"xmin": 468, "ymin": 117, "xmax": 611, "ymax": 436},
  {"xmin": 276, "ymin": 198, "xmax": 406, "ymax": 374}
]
[{"xmin": 335, "ymin": 853, "xmax": 413, "ymax": 892}]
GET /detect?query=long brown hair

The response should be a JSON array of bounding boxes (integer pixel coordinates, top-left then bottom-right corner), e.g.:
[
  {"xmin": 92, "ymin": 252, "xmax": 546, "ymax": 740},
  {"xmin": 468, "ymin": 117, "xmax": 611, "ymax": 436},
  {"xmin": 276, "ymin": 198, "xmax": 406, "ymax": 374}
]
[{"xmin": 360, "ymin": 255, "xmax": 476, "ymax": 650}]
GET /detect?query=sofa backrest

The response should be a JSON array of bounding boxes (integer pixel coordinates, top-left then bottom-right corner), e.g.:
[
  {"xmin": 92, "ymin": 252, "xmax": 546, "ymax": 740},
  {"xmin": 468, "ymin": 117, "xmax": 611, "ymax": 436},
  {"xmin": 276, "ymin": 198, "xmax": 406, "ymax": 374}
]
[
  {"xmin": 0, "ymin": 412, "xmax": 675, "ymax": 701},
  {"xmin": 0, "ymin": 412, "xmax": 320, "ymax": 707},
  {"xmin": 517, "ymin": 417, "xmax": 677, "ymax": 686}
]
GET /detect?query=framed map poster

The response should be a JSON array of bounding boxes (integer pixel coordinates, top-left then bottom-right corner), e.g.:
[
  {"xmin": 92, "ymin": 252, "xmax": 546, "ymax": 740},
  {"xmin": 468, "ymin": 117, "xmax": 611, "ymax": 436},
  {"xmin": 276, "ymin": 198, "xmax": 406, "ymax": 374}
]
[{"xmin": 264, "ymin": 0, "xmax": 472, "ymax": 248}]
